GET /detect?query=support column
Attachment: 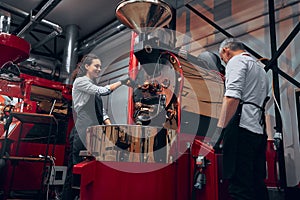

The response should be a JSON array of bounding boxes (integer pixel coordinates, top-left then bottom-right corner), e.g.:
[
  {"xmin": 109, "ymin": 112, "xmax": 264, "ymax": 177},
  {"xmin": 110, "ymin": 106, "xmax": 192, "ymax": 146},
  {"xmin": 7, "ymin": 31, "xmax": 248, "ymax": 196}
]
[
  {"xmin": 268, "ymin": 0, "xmax": 287, "ymax": 191},
  {"xmin": 62, "ymin": 24, "xmax": 79, "ymax": 84}
]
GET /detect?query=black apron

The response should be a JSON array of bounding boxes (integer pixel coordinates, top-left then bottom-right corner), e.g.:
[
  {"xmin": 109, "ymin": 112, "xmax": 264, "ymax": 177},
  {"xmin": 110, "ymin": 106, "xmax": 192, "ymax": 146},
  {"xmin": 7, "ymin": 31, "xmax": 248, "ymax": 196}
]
[
  {"xmin": 222, "ymin": 97, "xmax": 269, "ymax": 179},
  {"xmin": 222, "ymin": 102, "xmax": 243, "ymax": 179},
  {"xmin": 75, "ymin": 95, "xmax": 99, "ymax": 142},
  {"xmin": 95, "ymin": 93, "xmax": 104, "ymax": 124}
]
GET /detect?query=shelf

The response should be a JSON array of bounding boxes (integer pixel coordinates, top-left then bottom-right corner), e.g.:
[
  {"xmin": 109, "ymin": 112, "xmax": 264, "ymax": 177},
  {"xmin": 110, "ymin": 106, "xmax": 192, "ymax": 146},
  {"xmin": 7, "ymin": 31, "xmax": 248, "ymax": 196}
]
[
  {"xmin": 11, "ymin": 112, "xmax": 57, "ymax": 125},
  {"xmin": 2, "ymin": 155, "xmax": 50, "ymax": 162}
]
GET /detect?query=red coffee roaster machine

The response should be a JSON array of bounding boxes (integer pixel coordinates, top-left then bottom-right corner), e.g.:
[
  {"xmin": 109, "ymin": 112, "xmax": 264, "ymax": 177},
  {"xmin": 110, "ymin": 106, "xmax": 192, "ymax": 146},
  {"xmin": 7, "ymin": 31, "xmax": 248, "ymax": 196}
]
[
  {"xmin": 0, "ymin": 33, "xmax": 73, "ymax": 199},
  {"xmin": 72, "ymin": 1, "xmax": 231, "ymax": 200},
  {"xmin": 0, "ymin": 1, "xmax": 278, "ymax": 200}
]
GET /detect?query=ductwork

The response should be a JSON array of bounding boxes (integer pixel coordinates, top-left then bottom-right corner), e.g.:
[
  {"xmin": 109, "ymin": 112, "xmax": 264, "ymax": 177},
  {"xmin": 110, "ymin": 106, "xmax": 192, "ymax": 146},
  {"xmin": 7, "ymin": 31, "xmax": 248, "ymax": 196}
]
[
  {"xmin": 62, "ymin": 24, "xmax": 79, "ymax": 84},
  {"xmin": 80, "ymin": 20, "xmax": 122, "ymax": 46},
  {"xmin": 77, "ymin": 21, "xmax": 126, "ymax": 54}
]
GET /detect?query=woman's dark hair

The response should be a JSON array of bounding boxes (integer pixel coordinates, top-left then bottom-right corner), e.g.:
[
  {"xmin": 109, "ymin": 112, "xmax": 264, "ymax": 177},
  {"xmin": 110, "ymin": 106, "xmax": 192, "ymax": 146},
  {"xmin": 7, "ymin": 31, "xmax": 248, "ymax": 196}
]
[{"xmin": 71, "ymin": 53, "xmax": 100, "ymax": 81}]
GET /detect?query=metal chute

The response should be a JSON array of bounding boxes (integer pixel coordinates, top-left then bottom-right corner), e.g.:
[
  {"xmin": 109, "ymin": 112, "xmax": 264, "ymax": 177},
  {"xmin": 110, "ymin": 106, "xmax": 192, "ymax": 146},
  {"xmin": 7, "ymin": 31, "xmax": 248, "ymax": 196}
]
[{"xmin": 115, "ymin": 0, "xmax": 173, "ymax": 33}]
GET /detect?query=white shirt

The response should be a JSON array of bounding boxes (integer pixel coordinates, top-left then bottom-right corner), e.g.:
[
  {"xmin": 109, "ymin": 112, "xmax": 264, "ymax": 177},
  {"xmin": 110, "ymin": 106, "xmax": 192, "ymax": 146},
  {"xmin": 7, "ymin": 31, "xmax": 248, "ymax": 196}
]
[
  {"xmin": 225, "ymin": 53, "xmax": 269, "ymax": 134},
  {"xmin": 72, "ymin": 76, "xmax": 111, "ymax": 121}
]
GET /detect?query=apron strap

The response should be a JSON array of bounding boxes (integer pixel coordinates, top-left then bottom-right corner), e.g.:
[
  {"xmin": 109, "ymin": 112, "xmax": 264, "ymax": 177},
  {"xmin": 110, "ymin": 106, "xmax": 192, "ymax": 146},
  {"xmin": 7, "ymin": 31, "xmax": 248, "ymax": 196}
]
[
  {"xmin": 242, "ymin": 96, "xmax": 270, "ymax": 130},
  {"xmin": 213, "ymin": 96, "xmax": 270, "ymax": 151}
]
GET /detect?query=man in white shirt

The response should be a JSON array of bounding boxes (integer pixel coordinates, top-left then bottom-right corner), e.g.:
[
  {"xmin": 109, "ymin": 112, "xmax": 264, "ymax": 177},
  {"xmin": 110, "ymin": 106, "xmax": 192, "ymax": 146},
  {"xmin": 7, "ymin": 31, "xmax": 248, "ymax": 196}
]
[{"xmin": 215, "ymin": 38, "xmax": 269, "ymax": 200}]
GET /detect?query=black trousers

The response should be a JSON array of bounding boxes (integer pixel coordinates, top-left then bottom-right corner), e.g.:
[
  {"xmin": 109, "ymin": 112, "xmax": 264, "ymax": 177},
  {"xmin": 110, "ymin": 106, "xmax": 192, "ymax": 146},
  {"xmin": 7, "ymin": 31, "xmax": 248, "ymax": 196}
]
[
  {"xmin": 228, "ymin": 127, "xmax": 269, "ymax": 200},
  {"xmin": 61, "ymin": 127, "xmax": 84, "ymax": 200},
  {"xmin": 62, "ymin": 94, "xmax": 103, "ymax": 199}
]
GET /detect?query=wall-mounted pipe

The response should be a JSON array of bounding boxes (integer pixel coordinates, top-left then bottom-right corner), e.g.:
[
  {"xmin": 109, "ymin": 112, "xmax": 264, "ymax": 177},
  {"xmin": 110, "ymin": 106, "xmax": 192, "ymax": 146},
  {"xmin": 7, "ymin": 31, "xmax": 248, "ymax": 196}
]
[
  {"xmin": 80, "ymin": 20, "xmax": 122, "ymax": 46},
  {"xmin": 62, "ymin": 24, "xmax": 79, "ymax": 84},
  {"xmin": 77, "ymin": 23, "xmax": 126, "ymax": 54}
]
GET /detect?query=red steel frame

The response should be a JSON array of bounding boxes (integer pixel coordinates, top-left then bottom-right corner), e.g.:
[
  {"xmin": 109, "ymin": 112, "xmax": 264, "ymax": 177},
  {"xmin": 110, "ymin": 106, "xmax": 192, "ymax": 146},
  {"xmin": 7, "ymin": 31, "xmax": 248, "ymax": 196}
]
[{"xmin": 0, "ymin": 73, "xmax": 73, "ymax": 199}]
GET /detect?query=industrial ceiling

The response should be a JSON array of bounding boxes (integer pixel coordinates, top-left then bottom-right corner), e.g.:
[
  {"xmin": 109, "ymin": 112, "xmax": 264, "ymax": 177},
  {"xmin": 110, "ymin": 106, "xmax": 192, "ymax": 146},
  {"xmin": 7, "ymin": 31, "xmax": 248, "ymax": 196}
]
[{"xmin": 0, "ymin": 0, "xmax": 121, "ymax": 60}]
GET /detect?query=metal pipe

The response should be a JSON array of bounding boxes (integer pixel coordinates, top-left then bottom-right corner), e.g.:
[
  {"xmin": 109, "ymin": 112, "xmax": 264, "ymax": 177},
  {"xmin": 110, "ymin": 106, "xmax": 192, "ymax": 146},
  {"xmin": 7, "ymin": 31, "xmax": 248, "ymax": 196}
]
[
  {"xmin": 62, "ymin": 24, "xmax": 79, "ymax": 84},
  {"xmin": 29, "ymin": 32, "xmax": 55, "ymax": 57},
  {"xmin": 32, "ymin": 29, "xmax": 61, "ymax": 50},
  {"xmin": 0, "ymin": 1, "xmax": 62, "ymax": 32},
  {"xmin": 14, "ymin": 0, "xmax": 62, "ymax": 37},
  {"xmin": 34, "ymin": 0, "xmax": 56, "ymax": 20},
  {"xmin": 77, "ymin": 23, "xmax": 126, "ymax": 54},
  {"xmin": 80, "ymin": 20, "xmax": 122, "ymax": 46},
  {"xmin": 0, "ymin": 2, "xmax": 28, "ymax": 16}
]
